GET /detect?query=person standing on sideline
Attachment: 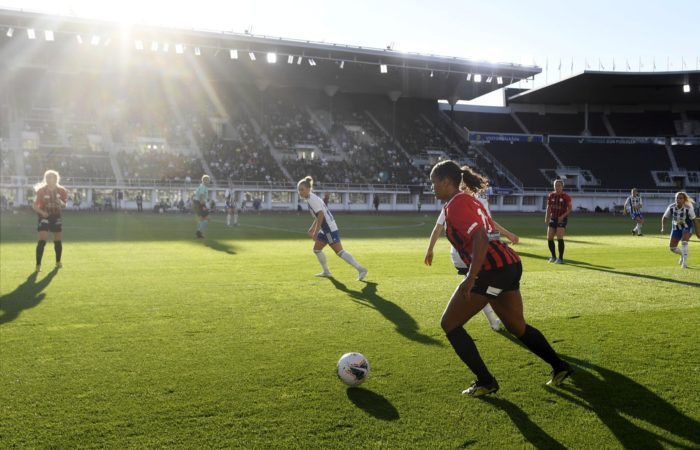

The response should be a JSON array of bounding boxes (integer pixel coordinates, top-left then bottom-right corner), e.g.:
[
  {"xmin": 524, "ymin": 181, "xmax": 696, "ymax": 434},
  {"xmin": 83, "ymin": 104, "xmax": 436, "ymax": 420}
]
[
  {"xmin": 373, "ymin": 194, "xmax": 380, "ymax": 213},
  {"xmin": 430, "ymin": 160, "xmax": 572, "ymax": 397},
  {"xmin": 33, "ymin": 170, "xmax": 68, "ymax": 272},
  {"xmin": 624, "ymin": 188, "xmax": 644, "ymax": 236},
  {"xmin": 425, "ymin": 181, "xmax": 520, "ymax": 332},
  {"xmin": 545, "ymin": 179, "xmax": 572, "ymax": 264},
  {"xmin": 194, "ymin": 175, "xmax": 210, "ymax": 239},
  {"xmin": 661, "ymin": 191, "xmax": 699, "ymax": 269},
  {"xmin": 297, "ymin": 176, "xmax": 368, "ymax": 280},
  {"xmin": 136, "ymin": 192, "xmax": 143, "ymax": 212},
  {"xmin": 225, "ymin": 189, "xmax": 239, "ymax": 227}
]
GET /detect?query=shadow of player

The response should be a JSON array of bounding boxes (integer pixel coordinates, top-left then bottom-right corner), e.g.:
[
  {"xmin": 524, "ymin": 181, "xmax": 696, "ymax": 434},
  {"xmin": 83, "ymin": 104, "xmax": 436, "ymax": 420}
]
[{"xmin": 0, "ymin": 268, "xmax": 59, "ymax": 325}]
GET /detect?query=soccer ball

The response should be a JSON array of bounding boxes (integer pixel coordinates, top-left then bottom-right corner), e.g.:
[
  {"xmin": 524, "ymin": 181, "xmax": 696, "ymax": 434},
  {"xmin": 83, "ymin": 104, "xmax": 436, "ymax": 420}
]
[{"xmin": 337, "ymin": 352, "xmax": 370, "ymax": 387}]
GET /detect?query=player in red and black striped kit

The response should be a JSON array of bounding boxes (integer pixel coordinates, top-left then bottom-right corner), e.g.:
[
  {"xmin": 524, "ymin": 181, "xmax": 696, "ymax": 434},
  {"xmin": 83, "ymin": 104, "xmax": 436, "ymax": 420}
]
[
  {"xmin": 33, "ymin": 170, "xmax": 68, "ymax": 272},
  {"xmin": 430, "ymin": 160, "xmax": 573, "ymax": 397},
  {"xmin": 545, "ymin": 179, "xmax": 572, "ymax": 264}
]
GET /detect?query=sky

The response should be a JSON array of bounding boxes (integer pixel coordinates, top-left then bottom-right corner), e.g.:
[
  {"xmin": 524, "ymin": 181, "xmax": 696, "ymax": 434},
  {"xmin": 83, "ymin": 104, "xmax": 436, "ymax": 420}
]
[{"xmin": 2, "ymin": 0, "xmax": 699, "ymax": 104}]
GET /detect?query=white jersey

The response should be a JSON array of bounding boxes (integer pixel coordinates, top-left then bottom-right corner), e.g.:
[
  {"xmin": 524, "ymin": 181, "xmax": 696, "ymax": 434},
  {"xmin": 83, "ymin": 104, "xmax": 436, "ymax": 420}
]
[
  {"xmin": 663, "ymin": 203, "xmax": 696, "ymax": 230},
  {"xmin": 305, "ymin": 192, "xmax": 338, "ymax": 233}
]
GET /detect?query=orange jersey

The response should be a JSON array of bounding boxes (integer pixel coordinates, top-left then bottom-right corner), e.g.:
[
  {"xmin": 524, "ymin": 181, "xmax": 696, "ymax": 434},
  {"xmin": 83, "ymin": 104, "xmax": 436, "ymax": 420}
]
[{"xmin": 34, "ymin": 186, "xmax": 68, "ymax": 216}]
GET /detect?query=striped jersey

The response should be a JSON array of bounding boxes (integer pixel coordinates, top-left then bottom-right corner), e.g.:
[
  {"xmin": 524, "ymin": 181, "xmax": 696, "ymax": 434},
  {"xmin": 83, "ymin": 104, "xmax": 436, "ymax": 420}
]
[
  {"xmin": 547, "ymin": 191, "xmax": 572, "ymax": 219},
  {"xmin": 444, "ymin": 192, "xmax": 520, "ymax": 272},
  {"xmin": 663, "ymin": 203, "xmax": 696, "ymax": 230},
  {"xmin": 305, "ymin": 192, "xmax": 338, "ymax": 233},
  {"xmin": 34, "ymin": 185, "xmax": 68, "ymax": 216},
  {"xmin": 625, "ymin": 195, "xmax": 643, "ymax": 212}
]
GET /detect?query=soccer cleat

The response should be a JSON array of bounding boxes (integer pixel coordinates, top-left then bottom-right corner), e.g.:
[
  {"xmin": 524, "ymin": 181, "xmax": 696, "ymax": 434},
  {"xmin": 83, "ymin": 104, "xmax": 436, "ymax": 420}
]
[
  {"xmin": 462, "ymin": 378, "xmax": 499, "ymax": 397},
  {"xmin": 679, "ymin": 256, "xmax": 684, "ymax": 265},
  {"xmin": 681, "ymin": 259, "xmax": 688, "ymax": 269},
  {"xmin": 547, "ymin": 362, "xmax": 574, "ymax": 387},
  {"xmin": 637, "ymin": 233, "xmax": 643, "ymax": 236},
  {"xmin": 357, "ymin": 268, "xmax": 368, "ymax": 281},
  {"xmin": 314, "ymin": 271, "xmax": 332, "ymax": 277},
  {"xmin": 55, "ymin": 262, "xmax": 62, "ymax": 269},
  {"xmin": 35, "ymin": 265, "xmax": 41, "ymax": 273},
  {"xmin": 555, "ymin": 258, "xmax": 564, "ymax": 264},
  {"xmin": 196, "ymin": 230, "xmax": 203, "ymax": 239},
  {"xmin": 631, "ymin": 229, "xmax": 636, "ymax": 236},
  {"xmin": 548, "ymin": 257, "xmax": 557, "ymax": 263}
]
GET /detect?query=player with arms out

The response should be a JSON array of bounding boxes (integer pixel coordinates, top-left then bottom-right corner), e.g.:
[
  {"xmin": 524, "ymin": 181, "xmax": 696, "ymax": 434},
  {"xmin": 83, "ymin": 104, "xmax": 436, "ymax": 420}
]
[
  {"xmin": 624, "ymin": 188, "xmax": 644, "ymax": 236},
  {"xmin": 545, "ymin": 179, "xmax": 572, "ymax": 264},
  {"xmin": 33, "ymin": 170, "xmax": 68, "ymax": 272},
  {"xmin": 297, "ymin": 176, "xmax": 368, "ymax": 280},
  {"xmin": 430, "ymin": 160, "xmax": 572, "ymax": 397},
  {"xmin": 661, "ymin": 191, "xmax": 699, "ymax": 269},
  {"xmin": 194, "ymin": 175, "xmax": 210, "ymax": 239}
]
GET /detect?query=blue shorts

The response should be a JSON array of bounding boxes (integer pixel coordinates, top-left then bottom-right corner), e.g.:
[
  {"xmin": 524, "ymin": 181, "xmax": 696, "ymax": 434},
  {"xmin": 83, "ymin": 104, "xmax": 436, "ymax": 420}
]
[
  {"xmin": 671, "ymin": 227, "xmax": 692, "ymax": 240},
  {"xmin": 630, "ymin": 211, "xmax": 643, "ymax": 220},
  {"xmin": 316, "ymin": 229, "xmax": 341, "ymax": 245}
]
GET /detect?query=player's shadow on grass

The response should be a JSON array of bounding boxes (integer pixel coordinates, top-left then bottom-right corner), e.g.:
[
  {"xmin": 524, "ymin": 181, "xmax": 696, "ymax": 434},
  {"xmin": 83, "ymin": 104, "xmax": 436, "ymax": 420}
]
[
  {"xmin": 0, "ymin": 269, "xmax": 59, "ymax": 325},
  {"xmin": 327, "ymin": 279, "xmax": 442, "ymax": 346},
  {"xmin": 564, "ymin": 262, "xmax": 700, "ymax": 289},
  {"xmin": 550, "ymin": 355, "xmax": 700, "ymax": 449},
  {"xmin": 346, "ymin": 387, "xmax": 400, "ymax": 421},
  {"xmin": 202, "ymin": 240, "xmax": 236, "ymax": 255},
  {"xmin": 479, "ymin": 397, "xmax": 567, "ymax": 450},
  {"xmin": 517, "ymin": 252, "xmax": 614, "ymax": 269}
]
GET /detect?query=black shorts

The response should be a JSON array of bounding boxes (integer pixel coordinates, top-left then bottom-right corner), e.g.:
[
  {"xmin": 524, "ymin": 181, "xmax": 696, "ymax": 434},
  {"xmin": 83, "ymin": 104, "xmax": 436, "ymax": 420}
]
[
  {"xmin": 38, "ymin": 215, "xmax": 62, "ymax": 232},
  {"xmin": 548, "ymin": 217, "xmax": 568, "ymax": 229},
  {"xmin": 471, "ymin": 262, "xmax": 522, "ymax": 297},
  {"xmin": 194, "ymin": 201, "xmax": 209, "ymax": 218}
]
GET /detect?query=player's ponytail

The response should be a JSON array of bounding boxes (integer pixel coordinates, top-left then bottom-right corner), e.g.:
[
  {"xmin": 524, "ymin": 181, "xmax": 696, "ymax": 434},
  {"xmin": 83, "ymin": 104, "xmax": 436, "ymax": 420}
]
[
  {"xmin": 460, "ymin": 165, "xmax": 489, "ymax": 195},
  {"xmin": 297, "ymin": 176, "xmax": 314, "ymax": 190}
]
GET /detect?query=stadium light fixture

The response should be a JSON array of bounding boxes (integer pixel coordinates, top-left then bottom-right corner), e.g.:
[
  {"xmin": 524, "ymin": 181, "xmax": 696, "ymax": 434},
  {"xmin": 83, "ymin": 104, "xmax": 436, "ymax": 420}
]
[
  {"xmin": 27, "ymin": 28, "xmax": 36, "ymax": 40},
  {"xmin": 6, "ymin": 27, "xmax": 13, "ymax": 37},
  {"xmin": 76, "ymin": 34, "xmax": 83, "ymax": 44},
  {"xmin": 474, "ymin": 74, "xmax": 482, "ymax": 83},
  {"xmin": 297, "ymin": 56, "xmax": 303, "ymax": 65},
  {"xmin": 466, "ymin": 73, "xmax": 472, "ymax": 81},
  {"xmin": 309, "ymin": 58, "xmax": 316, "ymax": 66},
  {"xmin": 430, "ymin": 70, "xmax": 434, "ymax": 78},
  {"xmin": 287, "ymin": 54, "xmax": 294, "ymax": 64},
  {"xmin": 176, "ymin": 44, "xmax": 184, "ymax": 54},
  {"xmin": 194, "ymin": 47, "xmax": 201, "ymax": 56},
  {"xmin": 497, "ymin": 76, "xmax": 503, "ymax": 84},
  {"xmin": 267, "ymin": 52, "xmax": 277, "ymax": 64},
  {"xmin": 162, "ymin": 42, "xmax": 169, "ymax": 52},
  {"xmin": 486, "ymin": 76, "xmax": 493, "ymax": 83},
  {"xmin": 339, "ymin": 60, "xmax": 344, "ymax": 69},
  {"xmin": 44, "ymin": 30, "xmax": 54, "ymax": 41},
  {"xmin": 135, "ymin": 40, "xmax": 144, "ymax": 50},
  {"xmin": 683, "ymin": 84, "xmax": 690, "ymax": 93},
  {"xmin": 380, "ymin": 64, "xmax": 388, "ymax": 74},
  {"xmin": 229, "ymin": 49, "xmax": 238, "ymax": 59},
  {"xmin": 248, "ymin": 51, "xmax": 256, "ymax": 61},
  {"xmin": 91, "ymin": 35, "xmax": 100, "ymax": 46},
  {"xmin": 151, "ymin": 41, "xmax": 159, "ymax": 51}
]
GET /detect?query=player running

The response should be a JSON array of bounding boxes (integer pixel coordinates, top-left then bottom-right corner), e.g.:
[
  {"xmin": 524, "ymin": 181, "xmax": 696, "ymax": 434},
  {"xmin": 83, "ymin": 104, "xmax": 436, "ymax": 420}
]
[
  {"xmin": 545, "ymin": 179, "xmax": 572, "ymax": 264},
  {"xmin": 297, "ymin": 176, "xmax": 367, "ymax": 280},
  {"xmin": 661, "ymin": 191, "xmax": 699, "ymax": 269},
  {"xmin": 624, "ymin": 188, "xmax": 644, "ymax": 236},
  {"xmin": 33, "ymin": 170, "xmax": 68, "ymax": 272},
  {"xmin": 430, "ymin": 160, "xmax": 572, "ymax": 397},
  {"xmin": 194, "ymin": 175, "xmax": 210, "ymax": 239}
]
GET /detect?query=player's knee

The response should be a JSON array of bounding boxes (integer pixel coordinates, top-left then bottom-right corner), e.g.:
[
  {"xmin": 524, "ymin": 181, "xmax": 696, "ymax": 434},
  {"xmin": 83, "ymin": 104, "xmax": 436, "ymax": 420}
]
[
  {"xmin": 336, "ymin": 249, "xmax": 345, "ymax": 257},
  {"xmin": 313, "ymin": 249, "xmax": 322, "ymax": 254}
]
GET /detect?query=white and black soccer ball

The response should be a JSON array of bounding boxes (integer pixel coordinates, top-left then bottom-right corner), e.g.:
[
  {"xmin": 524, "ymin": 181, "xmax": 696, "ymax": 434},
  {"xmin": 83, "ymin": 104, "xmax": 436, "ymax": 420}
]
[{"xmin": 337, "ymin": 352, "xmax": 370, "ymax": 387}]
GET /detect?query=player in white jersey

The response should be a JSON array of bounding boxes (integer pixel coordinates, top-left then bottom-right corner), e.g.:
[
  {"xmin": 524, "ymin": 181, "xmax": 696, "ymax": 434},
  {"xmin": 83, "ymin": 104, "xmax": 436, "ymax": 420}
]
[
  {"xmin": 661, "ymin": 191, "xmax": 699, "ymax": 269},
  {"xmin": 297, "ymin": 176, "xmax": 368, "ymax": 280},
  {"xmin": 624, "ymin": 188, "xmax": 644, "ymax": 236},
  {"xmin": 425, "ymin": 186, "xmax": 519, "ymax": 331}
]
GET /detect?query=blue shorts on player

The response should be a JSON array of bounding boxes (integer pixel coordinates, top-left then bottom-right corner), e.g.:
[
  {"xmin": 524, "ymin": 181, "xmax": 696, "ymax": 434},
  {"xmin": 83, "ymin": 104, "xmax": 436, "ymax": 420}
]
[
  {"xmin": 630, "ymin": 211, "xmax": 643, "ymax": 220},
  {"xmin": 671, "ymin": 226, "xmax": 693, "ymax": 240},
  {"xmin": 316, "ymin": 229, "xmax": 341, "ymax": 245}
]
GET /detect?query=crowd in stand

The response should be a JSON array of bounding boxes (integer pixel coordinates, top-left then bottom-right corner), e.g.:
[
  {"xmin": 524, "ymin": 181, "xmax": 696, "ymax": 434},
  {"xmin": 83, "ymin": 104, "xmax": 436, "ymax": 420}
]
[
  {"xmin": 119, "ymin": 149, "xmax": 202, "ymax": 182},
  {"xmin": 262, "ymin": 99, "xmax": 332, "ymax": 154}
]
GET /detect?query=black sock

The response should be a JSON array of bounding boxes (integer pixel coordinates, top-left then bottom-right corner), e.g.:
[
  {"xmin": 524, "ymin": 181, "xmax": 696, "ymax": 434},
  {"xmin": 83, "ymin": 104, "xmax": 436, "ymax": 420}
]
[
  {"xmin": 54, "ymin": 240, "xmax": 63, "ymax": 262},
  {"xmin": 557, "ymin": 239, "xmax": 565, "ymax": 259},
  {"xmin": 548, "ymin": 240, "xmax": 556, "ymax": 258},
  {"xmin": 518, "ymin": 324, "xmax": 564, "ymax": 370},
  {"xmin": 36, "ymin": 240, "xmax": 46, "ymax": 266},
  {"xmin": 446, "ymin": 326, "xmax": 493, "ymax": 383}
]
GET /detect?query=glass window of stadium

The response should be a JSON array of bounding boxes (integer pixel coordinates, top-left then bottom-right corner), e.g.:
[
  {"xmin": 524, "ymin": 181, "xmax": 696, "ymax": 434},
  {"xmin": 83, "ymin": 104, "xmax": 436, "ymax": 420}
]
[
  {"xmin": 395, "ymin": 194, "xmax": 411, "ymax": 204},
  {"xmin": 376, "ymin": 193, "xmax": 391, "ymax": 205},
  {"xmin": 503, "ymin": 196, "xmax": 518, "ymax": 205},
  {"xmin": 349, "ymin": 193, "xmax": 367, "ymax": 204},
  {"xmin": 326, "ymin": 192, "xmax": 342, "ymax": 204},
  {"xmin": 155, "ymin": 189, "xmax": 182, "ymax": 204},
  {"xmin": 522, "ymin": 196, "xmax": 538, "ymax": 206},
  {"xmin": 271, "ymin": 191, "xmax": 292, "ymax": 204},
  {"xmin": 0, "ymin": 189, "xmax": 15, "ymax": 208},
  {"xmin": 420, "ymin": 193, "xmax": 436, "ymax": 205},
  {"xmin": 243, "ymin": 192, "xmax": 265, "ymax": 208}
]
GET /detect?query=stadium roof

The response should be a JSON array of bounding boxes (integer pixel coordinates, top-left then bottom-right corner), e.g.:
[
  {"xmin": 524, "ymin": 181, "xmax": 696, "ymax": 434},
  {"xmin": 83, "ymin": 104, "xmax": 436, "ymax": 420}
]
[
  {"xmin": 0, "ymin": 8, "xmax": 540, "ymax": 101},
  {"xmin": 508, "ymin": 70, "xmax": 700, "ymax": 106}
]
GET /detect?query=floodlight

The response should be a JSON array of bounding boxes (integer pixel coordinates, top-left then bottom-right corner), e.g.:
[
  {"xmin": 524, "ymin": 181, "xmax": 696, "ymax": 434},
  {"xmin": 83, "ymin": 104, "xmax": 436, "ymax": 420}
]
[
  {"xmin": 76, "ymin": 34, "xmax": 83, "ymax": 44},
  {"xmin": 497, "ymin": 76, "xmax": 503, "ymax": 84},
  {"xmin": 91, "ymin": 35, "xmax": 100, "ymax": 46},
  {"xmin": 466, "ymin": 73, "xmax": 472, "ymax": 81},
  {"xmin": 230, "ymin": 49, "xmax": 238, "ymax": 59},
  {"xmin": 287, "ymin": 54, "xmax": 294, "ymax": 64},
  {"xmin": 430, "ymin": 70, "xmax": 434, "ymax": 77},
  {"xmin": 44, "ymin": 30, "xmax": 54, "ymax": 41},
  {"xmin": 309, "ymin": 58, "xmax": 316, "ymax": 66},
  {"xmin": 162, "ymin": 42, "xmax": 169, "ymax": 52},
  {"xmin": 474, "ymin": 74, "xmax": 482, "ymax": 83},
  {"xmin": 380, "ymin": 64, "xmax": 388, "ymax": 73},
  {"xmin": 194, "ymin": 47, "xmax": 201, "ymax": 56},
  {"xmin": 151, "ymin": 41, "xmax": 159, "ymax": 51},
  {"xmin": 248, "ymin": 51, "xmax": 256, "ymax": 60},
  {"xmin": 176, "ymin": 44, "xmax": 184, "ymax": 54},
  {"xmin": 135, "ymin": 40, "xmax": 144, "ymax": 50},
  {"xmin": 297, "ymin": 56, "xmax": 302, "ymax": 64},
  {"xmin": 339, "ymin": 60, "xmax": 344, "ymax": 69},
  {"xmin": 486, "ymin": 76, "xmax": 493, "ymax": 83},
  {"xmin": 267, "ymin": 52, "xmax": 277, "ymax": 63},
  {"xmin": 6, "ymin": 27, "xmax": 13, "ymax": 37},
  {"xmin": 683, "ymin": 84, "xmax": 690, "ymax": 93},
  {"xmin": 27, "ymin": 28, "xmax": 36, "ymax": 40}
]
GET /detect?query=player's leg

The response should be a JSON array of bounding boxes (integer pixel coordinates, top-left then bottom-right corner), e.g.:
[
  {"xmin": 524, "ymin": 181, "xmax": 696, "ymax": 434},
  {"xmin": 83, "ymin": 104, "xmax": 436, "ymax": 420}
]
[
  {"xmin": 440, "ymin": 287, "xmax": 497, "ymax": 395},
  {"xmin": 636, "ymin": 215, "xmax": 644, "ymax": 235},
  {"xmin": 489, "ymin": 290, "xmax": 572, "ymax": 385},
  {"xmin": 233, "ymin": 207, "xmax": 239, "ymax": 225},
  {"xmin": 313, "ymin": 239, "xmax": 332, "ymax": 276},
  {"xmin": 556, "ymin": 226, "xmax": 566, "ymax": 263},
  {"xmin": 53, "ymin": 230, "xmax": 63, "ymax": 268},
  {"xmin": 226, "ymin": 207, "xmax": 231, "ymax": 226},
  {"xmin": 330, "ymin": 239, "xmax": 367, "ymax": 280},
  {"xmin": 36, "ymin": 229, "xmax": 48, "ymax": 271},
  {"xmin": 680, "ymin": 230, "xmax": 691, "ymax": 268},
  {"xmin": 669, "ymin": 234, "xmax": 682, "ymax": 265},
  {"xmin": 547, "ymin": 225, "xmax": 556, "ymax": 262},
  {"xmin": 481, "ymin": 303, "xmax": 502, "ymax": 331}
]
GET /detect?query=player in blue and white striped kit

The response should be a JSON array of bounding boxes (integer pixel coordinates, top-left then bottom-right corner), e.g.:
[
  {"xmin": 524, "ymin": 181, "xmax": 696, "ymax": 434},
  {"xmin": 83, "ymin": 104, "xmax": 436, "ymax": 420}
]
[
  {"xmin": 297, "ymin": 176, "xmax": 368, "ymax": 280},
  {"xmin": 661, "ymin": 192, "xmax": 699, "ymax": 269},
  {"xmin": 624, "ymin": 188, "xmax": 644, "ymax": 236}
]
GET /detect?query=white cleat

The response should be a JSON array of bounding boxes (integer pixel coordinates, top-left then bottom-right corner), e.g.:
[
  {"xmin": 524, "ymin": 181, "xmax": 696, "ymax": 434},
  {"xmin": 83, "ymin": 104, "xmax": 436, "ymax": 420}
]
[
  {"xmin": 314, "ymin": 272, "xmax": 332, "ymax": 278},
  {"xmin": 681, "ymin": 259, "xmax": 688, "ymax": 269},
  {"xmin": 548, "ymin": 257, "xmax": 556, "ymax": 263},
  {"xmin": 357, "ymin": 268, "xmax": 368, "ymax": 281}
]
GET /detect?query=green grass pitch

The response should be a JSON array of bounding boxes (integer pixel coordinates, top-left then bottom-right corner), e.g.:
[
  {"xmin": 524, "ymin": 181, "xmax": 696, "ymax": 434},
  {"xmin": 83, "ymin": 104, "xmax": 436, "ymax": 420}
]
[{"xmin": 1, "ymin": 210, "xmax": 699, "ymax": 449}]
